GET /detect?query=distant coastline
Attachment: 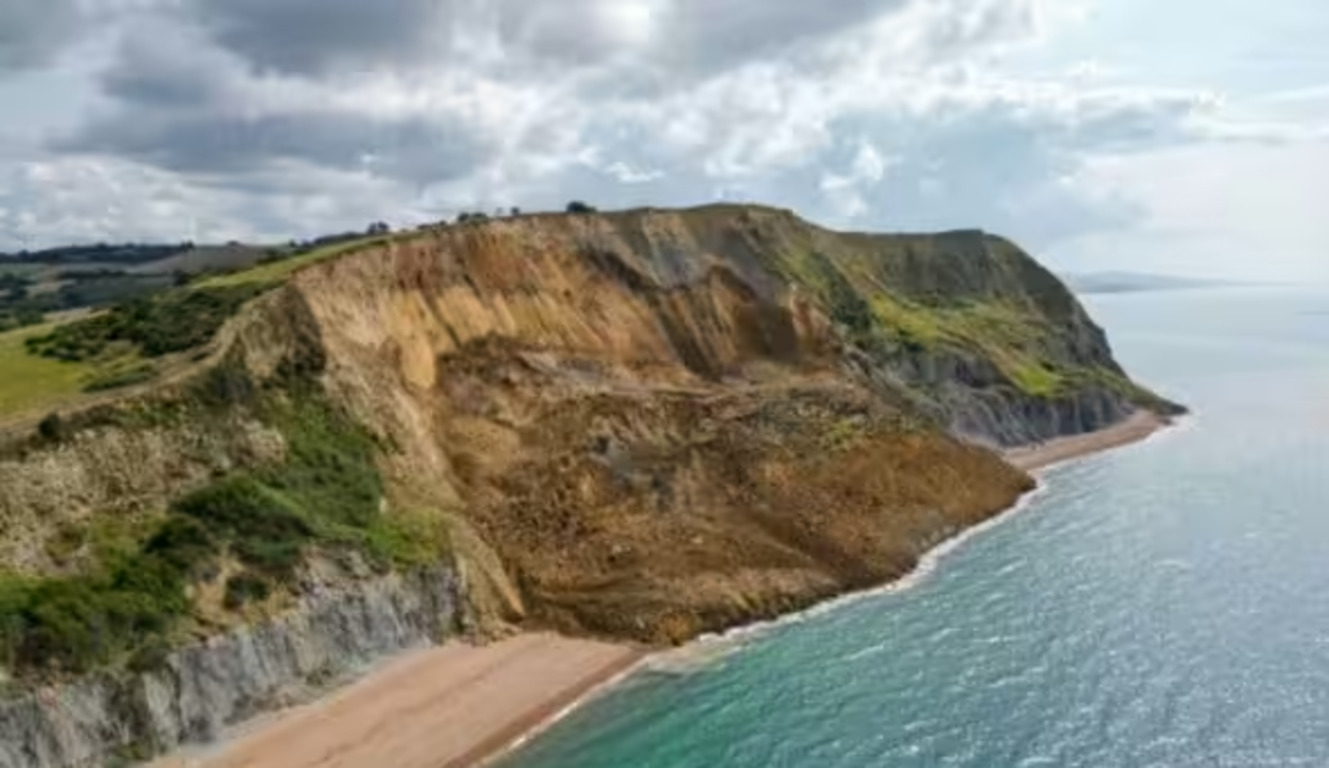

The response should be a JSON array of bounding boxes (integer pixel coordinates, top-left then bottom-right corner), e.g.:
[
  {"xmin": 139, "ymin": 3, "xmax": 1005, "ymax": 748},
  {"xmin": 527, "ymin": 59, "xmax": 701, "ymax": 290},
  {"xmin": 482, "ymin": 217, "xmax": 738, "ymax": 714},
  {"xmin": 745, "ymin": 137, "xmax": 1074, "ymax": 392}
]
[{"xmin": 1063, "ymin": 271, "xmax": 1241, "ymax": 295}]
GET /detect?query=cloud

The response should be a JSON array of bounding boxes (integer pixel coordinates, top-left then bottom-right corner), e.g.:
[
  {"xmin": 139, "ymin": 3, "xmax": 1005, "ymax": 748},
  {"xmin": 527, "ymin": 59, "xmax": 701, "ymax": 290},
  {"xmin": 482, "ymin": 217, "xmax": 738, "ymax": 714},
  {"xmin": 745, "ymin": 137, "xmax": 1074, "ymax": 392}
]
[
  {"xmin": 184, "ymin": 0, "xmax": 453, "ymax": 76},
  {"xmin": 61, "ymin": 109, "xmax": 492, "ymax": 185},
  {"xmin": 0, "ymin": 1, "xmax": 83, "ymax": 72},
  {"xmin": 3, "ymin": 0, "xmax": 1320, "ymax": 281}
]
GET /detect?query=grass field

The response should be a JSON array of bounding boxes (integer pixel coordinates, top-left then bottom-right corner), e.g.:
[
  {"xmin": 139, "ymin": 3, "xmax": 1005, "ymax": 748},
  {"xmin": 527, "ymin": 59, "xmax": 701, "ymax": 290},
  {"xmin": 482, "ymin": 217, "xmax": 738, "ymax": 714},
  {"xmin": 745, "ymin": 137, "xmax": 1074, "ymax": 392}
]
[
  {"xmin": 1, "ymin": 237, "xmax": 392, "ymax": 421},
  {"xmin": 0, "ymin": 322, "xmax": 96, "ymax": 418},
  {"xmin": 199, "ymin": 236, "xmax": 389, "ymax": 288}
]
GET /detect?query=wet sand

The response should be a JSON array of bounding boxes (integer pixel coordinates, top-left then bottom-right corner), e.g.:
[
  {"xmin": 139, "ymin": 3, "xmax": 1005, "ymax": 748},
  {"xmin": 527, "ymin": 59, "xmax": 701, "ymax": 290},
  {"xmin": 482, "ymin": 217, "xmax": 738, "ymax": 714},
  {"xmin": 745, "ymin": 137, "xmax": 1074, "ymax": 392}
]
[
  {"xmin": 153, "ymin": 633, "xmax": 642, "ymax": 768},
  {"xmin": 1003, "ymin": 410, "xmax": 1169, "ymax": 472}
]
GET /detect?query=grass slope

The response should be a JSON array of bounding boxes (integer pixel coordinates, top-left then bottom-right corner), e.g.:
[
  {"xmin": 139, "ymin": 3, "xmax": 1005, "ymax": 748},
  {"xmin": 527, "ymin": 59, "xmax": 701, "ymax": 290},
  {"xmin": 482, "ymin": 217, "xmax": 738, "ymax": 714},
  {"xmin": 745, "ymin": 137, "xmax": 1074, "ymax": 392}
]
[
  {"xmin": 199, "ymin": 236, "xmax": 389, "ymax": 288},
  {"xmin": 0, "ymin": 323, "xmax": 97, "ymax": 418}
]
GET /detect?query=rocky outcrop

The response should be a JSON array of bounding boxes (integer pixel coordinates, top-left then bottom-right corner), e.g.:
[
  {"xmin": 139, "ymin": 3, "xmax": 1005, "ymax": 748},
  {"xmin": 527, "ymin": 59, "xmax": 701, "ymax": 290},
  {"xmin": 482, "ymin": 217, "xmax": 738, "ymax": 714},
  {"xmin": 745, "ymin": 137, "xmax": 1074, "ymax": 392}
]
[{"xmin": 0, "ymin": 568, "xmax": 457, "ymax": 768}]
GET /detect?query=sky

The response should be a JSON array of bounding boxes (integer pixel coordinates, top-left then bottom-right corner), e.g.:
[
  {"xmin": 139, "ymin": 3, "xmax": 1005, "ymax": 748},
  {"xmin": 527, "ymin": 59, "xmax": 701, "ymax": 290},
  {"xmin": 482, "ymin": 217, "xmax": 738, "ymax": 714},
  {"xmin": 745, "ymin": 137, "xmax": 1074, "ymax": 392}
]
[{"xmin": 0, "ymin": 0, "xmax": 1325, "ymax": 282}]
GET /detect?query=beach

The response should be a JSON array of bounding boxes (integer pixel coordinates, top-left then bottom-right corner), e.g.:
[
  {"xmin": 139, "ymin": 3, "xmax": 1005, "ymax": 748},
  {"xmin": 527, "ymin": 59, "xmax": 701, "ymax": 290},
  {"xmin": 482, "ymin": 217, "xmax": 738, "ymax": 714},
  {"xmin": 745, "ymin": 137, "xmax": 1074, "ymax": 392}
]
[
  {"xmin": 152, "ymin": 634, "xmax": 643, "ymax": 768},
  {"xmin": 155, "ymin": 412, "xmax": 1167, "ymax": 768},
  {"xmin": 1003, "ymin": 409, "xmax": 1168, "ymax": 472}
]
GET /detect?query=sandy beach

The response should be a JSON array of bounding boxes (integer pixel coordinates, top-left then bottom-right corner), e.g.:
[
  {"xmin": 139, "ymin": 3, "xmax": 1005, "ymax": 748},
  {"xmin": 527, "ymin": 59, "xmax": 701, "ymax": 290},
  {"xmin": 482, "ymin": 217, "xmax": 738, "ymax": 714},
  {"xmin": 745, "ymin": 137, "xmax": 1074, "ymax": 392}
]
[
  {"xmin": 152, "ymin": 633, "xmax": 642, "ymax": 768},
  {"xmin": 1003, "ymin": 409, "xmax": 1168, "ymax": 472},
  {"xmin": 153, "ymin": 411, "xmax": 1168, "ymax": 768}
]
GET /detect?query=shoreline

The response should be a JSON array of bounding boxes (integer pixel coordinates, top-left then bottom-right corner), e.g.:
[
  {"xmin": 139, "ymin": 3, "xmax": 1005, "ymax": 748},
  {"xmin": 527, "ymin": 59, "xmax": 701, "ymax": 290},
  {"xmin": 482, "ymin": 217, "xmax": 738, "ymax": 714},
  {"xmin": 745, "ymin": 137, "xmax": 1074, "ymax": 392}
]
[
  {"xmin": 157, "ymin": 411, "xmax": 1174, "ymax": 768},
  {"xmin": 152, "ymin": 635, "xmax": 645, "ymax": 768},
  {"xmin": 1003, "ymin": 409, "xmax": 1170, "ymax": 473}
]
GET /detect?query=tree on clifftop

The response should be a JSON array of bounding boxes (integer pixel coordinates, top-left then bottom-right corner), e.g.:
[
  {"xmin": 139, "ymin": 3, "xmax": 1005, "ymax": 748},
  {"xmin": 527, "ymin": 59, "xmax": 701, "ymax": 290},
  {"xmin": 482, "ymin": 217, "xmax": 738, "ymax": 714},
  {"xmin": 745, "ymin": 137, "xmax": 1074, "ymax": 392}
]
[{"xmin": 566, "ymin": 201, "xmax": 597, "ymax": 214}]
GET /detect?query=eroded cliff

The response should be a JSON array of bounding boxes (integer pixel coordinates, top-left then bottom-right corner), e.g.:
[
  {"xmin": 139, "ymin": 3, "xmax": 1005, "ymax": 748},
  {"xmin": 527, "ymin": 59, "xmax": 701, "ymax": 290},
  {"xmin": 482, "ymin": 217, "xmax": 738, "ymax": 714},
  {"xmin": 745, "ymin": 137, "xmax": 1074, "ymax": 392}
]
[
  {"xmin": 227, "ymin": 204, "xmax": 1175, "ymax": 642},
  {"xmin": 0, "ymin": 205, "xmax": 1180, "ymax": 765}
]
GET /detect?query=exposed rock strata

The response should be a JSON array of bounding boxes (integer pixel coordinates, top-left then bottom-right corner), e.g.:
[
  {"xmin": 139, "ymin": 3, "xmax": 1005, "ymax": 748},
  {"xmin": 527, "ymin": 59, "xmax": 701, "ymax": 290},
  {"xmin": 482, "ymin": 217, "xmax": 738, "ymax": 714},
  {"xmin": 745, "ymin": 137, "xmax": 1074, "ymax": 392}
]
[{"xmin": 0, "ymin": 568, "xmax": 456, "ymax": 768}]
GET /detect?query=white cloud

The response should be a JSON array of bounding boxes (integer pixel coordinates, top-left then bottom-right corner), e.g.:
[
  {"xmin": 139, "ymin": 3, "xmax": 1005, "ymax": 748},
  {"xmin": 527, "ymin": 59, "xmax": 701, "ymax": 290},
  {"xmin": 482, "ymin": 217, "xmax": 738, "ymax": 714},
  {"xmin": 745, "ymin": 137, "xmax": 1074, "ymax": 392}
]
[{"xmin": 0, "ymin": 0, "xmax": 1323, "ymax": 285}]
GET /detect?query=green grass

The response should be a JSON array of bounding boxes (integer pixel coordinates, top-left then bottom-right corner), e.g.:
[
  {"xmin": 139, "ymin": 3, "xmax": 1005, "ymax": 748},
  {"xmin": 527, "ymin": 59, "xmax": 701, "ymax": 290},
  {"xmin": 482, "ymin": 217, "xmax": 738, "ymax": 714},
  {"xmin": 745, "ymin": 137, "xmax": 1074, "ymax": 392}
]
[
  {"xmin": 198, "ymin": 236, "xmax": 389, "ymax": 288},
  {"xmin": 0, "ymin": 323, "xmax": 98, "ymax": 418},
  {"xmin": 868, "ymin": 295, "xmax": 947, "ymax": 348},
  {"xmin": 1007, "ymin": 362, "xmax": 1066, "ymax": 398},
  {"xmin": 0, "ymin": 375, "xmax": 434, "ymax": 679},
  {"xmin": 797, "ymin": 265, "xmax": 1072, "ymax": 398}
]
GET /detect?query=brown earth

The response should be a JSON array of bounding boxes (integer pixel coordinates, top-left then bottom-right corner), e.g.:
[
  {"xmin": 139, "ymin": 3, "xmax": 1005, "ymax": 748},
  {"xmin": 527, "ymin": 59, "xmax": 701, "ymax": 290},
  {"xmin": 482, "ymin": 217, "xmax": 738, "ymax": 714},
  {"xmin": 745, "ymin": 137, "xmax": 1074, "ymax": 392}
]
[{"xmin": 221, "ymin": 207, "xmax": 1072, "ymax": 644}]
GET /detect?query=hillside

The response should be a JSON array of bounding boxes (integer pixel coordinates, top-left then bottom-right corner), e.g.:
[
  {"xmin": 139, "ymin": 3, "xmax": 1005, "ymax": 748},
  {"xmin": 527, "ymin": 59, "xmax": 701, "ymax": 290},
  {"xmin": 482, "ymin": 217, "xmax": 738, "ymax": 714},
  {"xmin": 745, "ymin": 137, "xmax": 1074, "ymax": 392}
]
[{"xmin": 0, "ymin": 205, "xmax": 1181, "ymax": 764}]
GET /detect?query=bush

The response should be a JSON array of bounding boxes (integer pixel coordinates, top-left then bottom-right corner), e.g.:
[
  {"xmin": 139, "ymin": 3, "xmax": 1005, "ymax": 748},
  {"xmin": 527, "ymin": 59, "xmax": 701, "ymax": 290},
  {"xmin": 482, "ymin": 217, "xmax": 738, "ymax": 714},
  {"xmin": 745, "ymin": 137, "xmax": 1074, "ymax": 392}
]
[
  {"xmin": 223, "ymin": 574, "xmax": 271, "ymax": 610},
  {"xmin": 173, "ymin": 476, "xmax": 312, "ymax": 577},
  {"xmin": 25, "ymin": 284, "xmax": 267, "ymax": 362},
  {"xmin": 37, "ymin": 413, "xmax": 65, "ymax": 443},
  {"xmin": 566, "ymin": 201, "xmax": 597, "ymax": 214},
  {"xmin": 5, "ymin": 552, "xmax": 190, "ymax": 675},
  {"xmin": 143, "ymin": 517, "xmax": 218, "ymax": 578}
]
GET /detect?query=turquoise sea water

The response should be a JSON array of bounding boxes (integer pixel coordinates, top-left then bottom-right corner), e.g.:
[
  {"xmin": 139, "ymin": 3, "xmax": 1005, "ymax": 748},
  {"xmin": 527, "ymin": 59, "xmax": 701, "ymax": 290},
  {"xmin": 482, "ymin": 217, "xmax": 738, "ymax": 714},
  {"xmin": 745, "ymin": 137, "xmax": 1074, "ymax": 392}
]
[{"xmin": 499, "ymin": 288, "xmax": 1329, "ymax": 768}]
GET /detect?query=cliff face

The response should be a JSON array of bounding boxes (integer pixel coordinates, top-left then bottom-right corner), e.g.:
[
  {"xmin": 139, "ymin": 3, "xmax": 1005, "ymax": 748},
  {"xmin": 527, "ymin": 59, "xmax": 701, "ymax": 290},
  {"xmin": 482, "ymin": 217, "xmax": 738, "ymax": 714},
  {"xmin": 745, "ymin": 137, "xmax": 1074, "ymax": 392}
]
[
  {"xmin": 0, "ymin": 205, "xmax": 1178, "ymax": 766},
  {"xmin": 0, "ymin": 568, "xmax": 456, "ymax": 768},
  {"xmin": 226, "ymin": 204, "xmax": 1173, "ymax": 642}
]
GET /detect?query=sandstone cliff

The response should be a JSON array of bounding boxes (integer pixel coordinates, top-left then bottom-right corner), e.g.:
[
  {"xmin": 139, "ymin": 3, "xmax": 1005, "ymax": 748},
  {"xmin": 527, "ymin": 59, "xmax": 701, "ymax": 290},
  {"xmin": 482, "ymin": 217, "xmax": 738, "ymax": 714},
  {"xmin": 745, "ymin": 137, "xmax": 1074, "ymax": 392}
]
[
  {"xmin": 225, "ymin": 204, "xmax": 1177, "ymax": 642},
  {"xmin": 0, "ymin": 204, "xmax": 1179, "ymax": 765}
]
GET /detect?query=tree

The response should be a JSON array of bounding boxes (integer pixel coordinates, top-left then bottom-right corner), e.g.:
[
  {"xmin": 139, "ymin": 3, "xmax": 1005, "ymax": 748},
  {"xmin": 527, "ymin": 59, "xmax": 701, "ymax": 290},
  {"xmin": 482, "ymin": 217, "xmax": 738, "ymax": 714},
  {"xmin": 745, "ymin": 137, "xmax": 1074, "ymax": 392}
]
[
  {"xmin": 566, "ymin": 201, "xmax": 596, "ymax": 214},
  {"xmin": 510, "ymin": 207, "xmax": 522, "ymax": 217},
  {"xmin": 366, "ymin": 221, "xmax": 391, "ymax": 236}
]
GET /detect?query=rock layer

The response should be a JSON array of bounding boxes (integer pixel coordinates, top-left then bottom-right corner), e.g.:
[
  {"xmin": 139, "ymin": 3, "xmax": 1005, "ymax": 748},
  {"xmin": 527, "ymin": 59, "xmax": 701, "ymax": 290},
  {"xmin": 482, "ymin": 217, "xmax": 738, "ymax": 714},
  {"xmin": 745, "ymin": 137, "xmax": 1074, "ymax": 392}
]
[{"xmin": 0, "ymin": 568, "xmax": 457, "ymax": 768}]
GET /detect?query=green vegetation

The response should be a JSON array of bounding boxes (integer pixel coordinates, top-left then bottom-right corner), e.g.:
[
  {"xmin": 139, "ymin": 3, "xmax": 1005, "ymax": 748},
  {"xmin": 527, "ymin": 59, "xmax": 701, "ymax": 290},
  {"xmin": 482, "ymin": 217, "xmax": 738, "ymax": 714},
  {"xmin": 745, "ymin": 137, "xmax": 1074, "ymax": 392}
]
[
  {"xmin": 0, "ymin": 550, "xmax": 190, "ymax": 676},
  {"xmin": 0, "ymin": 377, "xmax": 447, "ymax": 679},
  {"xmin": 771, "ymin": 248, "xmax": 1082, "ymax": 397},
  {"xmin": 199, "ymin": 235, "xmax": 387, "ymax": 289},
  {"xmin": 0, "ymin": 308, "xmax": 45, "ymax": 333},
  {"xmin": 25, "ymin": 284, "xmax": 266, "ymax": 362},
  {"xmin": 0, "ymin": 323, "xmax": 97, "ymax": 418},
  {"xmin": 82, "ymin": 361, "xmax": 158, "ymax": 393}
]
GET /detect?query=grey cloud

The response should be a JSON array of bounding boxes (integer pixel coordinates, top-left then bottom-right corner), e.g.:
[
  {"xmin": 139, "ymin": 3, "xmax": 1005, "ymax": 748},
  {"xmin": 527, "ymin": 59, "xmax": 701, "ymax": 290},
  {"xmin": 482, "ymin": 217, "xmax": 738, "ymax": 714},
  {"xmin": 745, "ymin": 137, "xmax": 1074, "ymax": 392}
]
[
  {"xmin": 0, "ymin": 0, "xmax": 83, "ymax": 71},
  {"xmin": 58, "ymin": 110, "xmax": 491, "ymax": 186},
  {"xmin": 658, "ymin": 0, "xmax": 905, "ymax": 75},
  {"xmin": 183, "ymin": 0, "xmax": 910, "ymax": 80},
  {"xmin": 185, "ymin": 0, "xmax": 453, "ymax": 75},
  {"xmin": 101, "ymin": 22, "xmax": 240, "ymax": 107},
  {"xmin": 7, "ymin": 0, "xmax": 1230, "ymax": 257}
]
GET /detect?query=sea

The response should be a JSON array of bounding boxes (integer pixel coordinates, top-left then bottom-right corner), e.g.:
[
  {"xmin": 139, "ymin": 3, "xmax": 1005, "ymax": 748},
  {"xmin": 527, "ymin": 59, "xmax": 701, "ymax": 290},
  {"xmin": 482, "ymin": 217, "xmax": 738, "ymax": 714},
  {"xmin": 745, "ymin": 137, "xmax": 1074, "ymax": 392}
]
[{"xmin": 498, "ymin": 287, "xmax": 1329, "ymax": 768}]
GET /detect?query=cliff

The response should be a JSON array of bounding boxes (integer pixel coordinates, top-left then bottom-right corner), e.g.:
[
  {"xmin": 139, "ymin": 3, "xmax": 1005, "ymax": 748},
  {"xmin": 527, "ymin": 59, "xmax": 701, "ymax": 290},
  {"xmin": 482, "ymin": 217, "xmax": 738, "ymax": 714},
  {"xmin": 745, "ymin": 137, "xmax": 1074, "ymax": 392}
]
[
  {"xmin": 225, "ymin": 204, "xmax": 1177, "ymax": 641},
  {"xmin": 0, "ymin": 568, "xmax": 457, "ymax": 768},
  {"xmin": 0, "ymin": 204, "xmax": 1180, "ymax": 765}
]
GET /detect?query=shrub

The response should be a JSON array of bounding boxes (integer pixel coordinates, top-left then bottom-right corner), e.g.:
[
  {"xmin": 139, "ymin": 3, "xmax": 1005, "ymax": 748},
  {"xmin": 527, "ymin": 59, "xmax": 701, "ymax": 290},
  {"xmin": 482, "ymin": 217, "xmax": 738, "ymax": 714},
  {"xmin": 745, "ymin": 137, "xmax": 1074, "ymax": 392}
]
[
  {"xmin": 37, "ymin": 413, "xmax": 65, "ymax": 443},
  {"xmin": 82, "ymin": 363, "xmax": 157, "ymax": 393},
  {"xmin": 25, "ymin": 283, "xmax": 267, "ymax": 363},
  {"xmin": 223, "ymin": 573, "xmax": 271, "ymax": 610},
  {"xmin": 566, "ymin": 201, "xmax": 597, "ymax": 214},
  {"xmin": 6, "ymin": 552, "xmax": 189, "ymax": 675},
  {"xmin": 144, "ymin": 517, "xmax": 218, "ymax": 578},
  {"xmin": 172, "ymin": 476, "xmax": 312, "ymax": 577}
]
